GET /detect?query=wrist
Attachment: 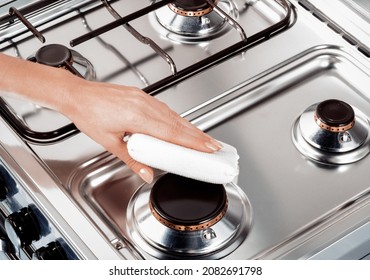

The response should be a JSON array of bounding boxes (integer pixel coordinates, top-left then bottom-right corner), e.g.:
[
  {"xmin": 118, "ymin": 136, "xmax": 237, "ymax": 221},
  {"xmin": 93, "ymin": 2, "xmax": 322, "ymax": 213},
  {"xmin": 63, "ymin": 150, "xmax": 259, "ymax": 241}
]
[
  {"xmin": 52, "ymin": 72, "xmax": 89, "ymax": 119},
  {"xmin": 1, "ymin": 54, "xmax": 84, "ymax": 115}
]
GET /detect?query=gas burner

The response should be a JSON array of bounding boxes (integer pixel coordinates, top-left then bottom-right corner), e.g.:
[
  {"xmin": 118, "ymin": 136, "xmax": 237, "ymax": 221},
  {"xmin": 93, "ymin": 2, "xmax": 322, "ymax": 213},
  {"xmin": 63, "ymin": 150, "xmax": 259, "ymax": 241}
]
[
  {"xmin": 151, "ymin": 0, "xmax": 237, "ymax": 43},
  {"xmin": 292, "ymin": 99, "xmax": 370, "ymax": 165},
  {"xmin": 149, "ymin": 173, "xmax": 228, "ymax": 231},
  {"xmin": 169, "ymin": 0, "xmax": 219, "ymax": 17},
  {"xmin": 28, "ymin": 44, "xmax": 96, "ymax": 80},
  {"xmin": 314, "ymin": 99, "xmax": 355, "ymax": 132},
  {"xmin": 127, "ymin": 173, "xmax": 251, "ymax": 259},
  {"xmin": 35, "ymin": 44, "xmax": 72, "ymax": 67}
]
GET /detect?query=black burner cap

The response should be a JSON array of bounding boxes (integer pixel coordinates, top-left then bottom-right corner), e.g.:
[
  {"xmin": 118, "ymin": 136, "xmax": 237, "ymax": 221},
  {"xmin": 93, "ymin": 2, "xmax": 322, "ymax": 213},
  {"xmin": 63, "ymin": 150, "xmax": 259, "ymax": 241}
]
[
  {"xmin": 173, "ymin": 0, "xmax": 214, "ymax": 11},
  {"xmin": 316, "ymin": 99, "xmax": 355, "ymax": 127},
  {"xmin": 150, "ymin": 174, "xmax": 227, "ymax": 227},
  {"xmin": 35, "ymin": 44, "xmax": 72, "ymax": 67}
]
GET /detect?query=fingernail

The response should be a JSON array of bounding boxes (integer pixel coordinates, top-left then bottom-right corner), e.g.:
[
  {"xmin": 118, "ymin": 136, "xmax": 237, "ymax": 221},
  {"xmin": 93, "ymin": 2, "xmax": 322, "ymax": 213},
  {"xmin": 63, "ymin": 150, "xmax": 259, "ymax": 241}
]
[
  {"xmin": 205, "ymin": 139, "xmax": 222, "ymax": 152},
  {"xmin": 139, "ymin": 168, "xmax": 153, "ymax": 184},
  {"xmin": 210, "ymin": 139, "xmax": 223, "ymax": 149}
]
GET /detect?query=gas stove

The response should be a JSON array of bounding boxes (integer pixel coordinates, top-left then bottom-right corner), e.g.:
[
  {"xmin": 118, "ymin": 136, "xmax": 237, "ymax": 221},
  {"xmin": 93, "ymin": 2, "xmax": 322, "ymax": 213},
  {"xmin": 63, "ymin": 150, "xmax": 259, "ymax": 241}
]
[{"xmin": 1, "ymin": 0, "xmax": 370, "ymax": 260}]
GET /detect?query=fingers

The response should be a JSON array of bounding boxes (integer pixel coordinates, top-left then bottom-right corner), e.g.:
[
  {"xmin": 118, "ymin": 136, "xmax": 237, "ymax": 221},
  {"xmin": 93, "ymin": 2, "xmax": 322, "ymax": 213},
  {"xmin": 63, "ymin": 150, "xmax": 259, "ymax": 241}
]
[
  {"xmin": 131, "ymin": 114, "xmax": 222, "ymax": 153},
  {"xmin": 123, "ymin": 90, "xmax": 223, "ymax": 153},
  {"xmin": 164, "ymin": 109, "xmax": 223, "ymax": 152},
  {"xmin": 123, "ymin": 153, "xmax": 154, "ymax": 184},
  {"xmin": 106, "ymin": 137, "xmax": 154, "ymax": 183}
]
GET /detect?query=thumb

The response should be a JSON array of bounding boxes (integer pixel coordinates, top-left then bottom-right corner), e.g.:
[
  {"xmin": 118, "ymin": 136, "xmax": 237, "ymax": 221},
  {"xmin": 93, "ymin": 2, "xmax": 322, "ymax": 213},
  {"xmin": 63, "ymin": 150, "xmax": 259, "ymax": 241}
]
[
  {"xmin": 123, "ymin": 155, "xmax": 154, "ymax": 184},
  {"xmin": 106, "ymin": 138, "xmax": 154, "ymax": 184}
]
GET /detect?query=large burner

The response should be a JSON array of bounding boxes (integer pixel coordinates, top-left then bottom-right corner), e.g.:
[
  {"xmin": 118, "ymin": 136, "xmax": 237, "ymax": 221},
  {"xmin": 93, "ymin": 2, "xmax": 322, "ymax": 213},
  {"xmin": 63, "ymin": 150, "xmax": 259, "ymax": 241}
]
[
  {"xmin": 28, "ymin": 44, "xmax": 96, "ymax": 80},
  {"xmin": 127, "ymin": 173, "xmax": 251, "ymax": 259},
  {"xmin": 149, "ymin": 173, "xmax": 228, "ymax": 231},
  {"xmin": 151, "ymin": 0, "xmax": 237, "ymax": 43},
  {"xmin": 292, "ymin": 99, "xmax": 370, "ymax": 164}
]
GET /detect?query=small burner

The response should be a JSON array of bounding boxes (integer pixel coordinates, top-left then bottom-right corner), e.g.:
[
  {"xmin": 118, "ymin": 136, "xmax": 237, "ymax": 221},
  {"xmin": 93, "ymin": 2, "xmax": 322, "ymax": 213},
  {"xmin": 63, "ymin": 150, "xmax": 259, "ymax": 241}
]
[
  {"xmin": 28, "ymin": 44, "xmax": 96, "ymax": 80},
  {"xmin": 314, "ymin": 99, "xmax": 355, "ymax": 132},
  {"xmin": 149, "ymin": 174, "xmax": 227, "ymax": 231},
  {"xmin": 35, "ymin": 44, "xmax": 72, "ymax": 67},
  {"xmin": 169, "ymin": 0, "xmax": 219, "ymax": 17},
  {"xmin": 151, "ymin": 0, "xmax": 237, "ymax": 43},
  {"xmin": 292, "ymin": 99, "xmax": 370, "ymax": 164}
]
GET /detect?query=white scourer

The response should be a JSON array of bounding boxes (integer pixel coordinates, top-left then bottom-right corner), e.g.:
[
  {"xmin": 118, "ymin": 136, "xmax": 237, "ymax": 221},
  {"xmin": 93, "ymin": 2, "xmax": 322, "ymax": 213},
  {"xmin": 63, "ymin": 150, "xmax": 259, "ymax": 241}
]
[{"xmin": 126, "ymin": 134, "xmax": 239, "ymax": 184}]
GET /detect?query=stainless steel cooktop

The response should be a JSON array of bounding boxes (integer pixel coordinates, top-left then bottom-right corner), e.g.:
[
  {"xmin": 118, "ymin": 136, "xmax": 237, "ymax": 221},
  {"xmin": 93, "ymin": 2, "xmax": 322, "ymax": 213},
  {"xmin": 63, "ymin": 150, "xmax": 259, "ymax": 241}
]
[
  {"xmin": 1, "ymin": 0, "xmax": 370, "ymax": 260},
  {"xmin": 67, "ymin": 46, "xmax": 370, "ymax": 259}
]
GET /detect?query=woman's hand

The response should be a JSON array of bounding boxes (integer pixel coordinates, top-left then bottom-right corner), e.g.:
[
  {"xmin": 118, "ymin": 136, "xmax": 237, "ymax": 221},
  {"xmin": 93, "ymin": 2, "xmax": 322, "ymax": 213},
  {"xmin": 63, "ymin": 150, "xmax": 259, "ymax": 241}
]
[
  {"xmin": 58, "ymin": 79, "xmax": 222, "ymax": 183},
  {"xmin": 0, "ymin": 53, "xmax": 222, "ymax": 183}
]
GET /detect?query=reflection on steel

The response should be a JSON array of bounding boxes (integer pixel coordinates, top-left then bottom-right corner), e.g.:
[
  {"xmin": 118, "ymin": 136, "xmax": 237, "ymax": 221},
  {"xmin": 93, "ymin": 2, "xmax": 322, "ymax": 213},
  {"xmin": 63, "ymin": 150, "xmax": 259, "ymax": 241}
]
[
  {"xmin": 0, "ymin": 0, "xmax": 57, "ymax": 26},
  {"xmin": 152, "ymin": 0, "xmax": 237, "ymax": 43},
  {"xmin": 70, "ymin": 0, "xmax": 173, "ymax": 47},
  {"xmin": 63, "ymin": 61, "xmax": 84, "ymax": 78},
  {"xmin": 8, "ymin": 7, "xmax": 45, "ymax": 42},
  {"xmin": 102, "ymin": 0, "xmax": 177, "ymax": 75},
  {"xmin": 206, "ymin": 0, "xmax": 247, "ymax": 41},
  {"xmin": 80, "ymin": 13, "xmax": 150, "ymax": 86}
]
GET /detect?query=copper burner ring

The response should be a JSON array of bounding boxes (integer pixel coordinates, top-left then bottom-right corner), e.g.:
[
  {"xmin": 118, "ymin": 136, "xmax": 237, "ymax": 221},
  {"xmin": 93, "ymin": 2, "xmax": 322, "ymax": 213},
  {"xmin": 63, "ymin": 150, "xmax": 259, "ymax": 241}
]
[
  {"xmin": 314, "ymin": 113, "xmax": 355, "ymax": 132},
  {"xmin": 149, "ymin": 199, "xmax": 228, "ymax": 231},
  {"xmin": 168, "ymin": 0, "xmax": 219, "ymax": 17}
]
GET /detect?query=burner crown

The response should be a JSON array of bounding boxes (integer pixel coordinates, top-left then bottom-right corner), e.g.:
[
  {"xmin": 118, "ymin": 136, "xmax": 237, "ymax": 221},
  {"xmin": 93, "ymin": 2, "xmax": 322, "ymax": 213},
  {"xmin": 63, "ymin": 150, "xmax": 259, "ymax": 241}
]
[
  {"xmin": 149, "ymin": 173, "xmax": 227, "ymax": 231},
  {"xmin": 315, "ymin": 99, "xmax": 355, "ymax": 132},
  {"xmin": 170, "ymin": 0, "xmax": 219, "ymax": 16},
  {"xmin": 35, "ymin": 44, "xmax": 72, "ymax": 67}
]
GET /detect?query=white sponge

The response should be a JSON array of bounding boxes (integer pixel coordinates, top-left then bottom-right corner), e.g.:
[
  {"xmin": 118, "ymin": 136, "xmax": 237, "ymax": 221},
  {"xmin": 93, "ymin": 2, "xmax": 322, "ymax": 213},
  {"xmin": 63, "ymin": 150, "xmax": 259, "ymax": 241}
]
[{"xmin": 126, "ymin": 133, "xmax": 239, "ymax": 184}]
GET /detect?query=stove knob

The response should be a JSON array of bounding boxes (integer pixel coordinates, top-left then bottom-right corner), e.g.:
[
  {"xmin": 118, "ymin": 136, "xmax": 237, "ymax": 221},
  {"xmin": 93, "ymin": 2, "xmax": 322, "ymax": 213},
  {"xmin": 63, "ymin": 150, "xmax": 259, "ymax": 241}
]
[
  {"xmin": 34, "ymin": 241, "xmax": 68, "ymax": 260},
  {"xmin": 0, "ymin": 174, "xmax": 8, "ymax": 201},
  {"xmin": 0, "ymin": 235, "xmax": 15, "ymax": 259},
  {"xmin": 4, "ymin": 207, "xmax": 41, "ymax": 248}
]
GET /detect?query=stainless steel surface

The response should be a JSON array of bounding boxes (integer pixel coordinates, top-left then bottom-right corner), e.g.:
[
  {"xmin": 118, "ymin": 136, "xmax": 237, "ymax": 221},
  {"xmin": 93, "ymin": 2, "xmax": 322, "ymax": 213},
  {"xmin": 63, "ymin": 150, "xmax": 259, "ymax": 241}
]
[
  {"xmin": 301, "ymin": 0, "xmax": 370, "ymax": 55},
  {"xmin": 1, "ymin": 0, "xmax": 370, "ymax": 260},
  {"xmin": 102, "ymin": 0, "xmax": 178, "ymax": 75},
  {"xmin": 0, "ymin": 0, "xmax": 98, "ymax": 43},
  {"xmin": 309, "ymin": 218, "xmax": 370, "ymax": 260},
  {"xmin": 67, "ymin": 45, "xmax": 370, "ymax": 259},
  {"xmin": 190, "ymin": 47, "xmax": 370, "ymax": 259},
  {"xmin": 345, "ymin": 0, "xmax": 370, "ymax": 20}
]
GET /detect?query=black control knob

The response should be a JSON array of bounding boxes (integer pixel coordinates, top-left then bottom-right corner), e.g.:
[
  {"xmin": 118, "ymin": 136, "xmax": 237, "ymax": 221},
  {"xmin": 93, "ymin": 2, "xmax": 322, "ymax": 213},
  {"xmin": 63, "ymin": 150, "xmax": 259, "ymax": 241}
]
[
  {"xmin": 34, "ymin": 241, "xmax": 68, "ymax": 260},
  {"xmin": 0, "ymin": 174, "xmax": 8, "ymax": 201},
  {"xmin": 4, "ymin": 207, "xmax": 41, "ymax": 248}
]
